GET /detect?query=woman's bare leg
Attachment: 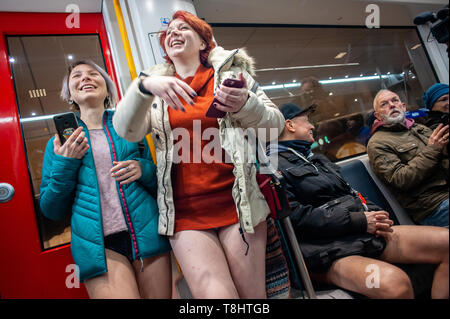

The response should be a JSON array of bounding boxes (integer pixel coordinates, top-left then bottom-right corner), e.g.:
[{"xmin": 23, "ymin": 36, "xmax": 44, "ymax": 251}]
[
  {"xmin": 170, "ymin": 229, "xmax": 239, "ymax": 299},
  {"xmin": 133, "ymin": 252, "xmax": 172, "ymax": 299},
  {"xmin": 379, "ymin": 225, "xmax": 449, "ymax": 299},
  {"xmin": 218, "ymin": 221, "xmax": 268, "ymax": 299},
  {"xmin": 84, "ymin": 249, "xmax": 141, "ymax": 299}
]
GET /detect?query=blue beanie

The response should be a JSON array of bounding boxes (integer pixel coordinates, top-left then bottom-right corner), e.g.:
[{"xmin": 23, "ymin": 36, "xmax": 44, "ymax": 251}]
[{"xmin": 422, "ymin": 83, "xmax": 449, "ymax": 110}]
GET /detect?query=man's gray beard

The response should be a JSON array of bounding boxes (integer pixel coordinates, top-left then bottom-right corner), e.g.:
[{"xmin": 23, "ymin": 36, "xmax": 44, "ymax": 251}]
[{"xmin": 383, "ymin": 109, "xmax": 406, "ymax": 125}]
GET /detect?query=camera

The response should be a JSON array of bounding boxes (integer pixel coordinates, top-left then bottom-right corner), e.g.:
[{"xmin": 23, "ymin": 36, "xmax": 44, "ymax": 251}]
[{"xmin": 414, "ymin": 5, "xmax": 449, "ymax": 55}]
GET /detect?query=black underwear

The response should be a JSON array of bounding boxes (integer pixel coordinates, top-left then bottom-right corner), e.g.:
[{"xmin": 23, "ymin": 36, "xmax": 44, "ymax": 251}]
[{"xmin": 104, "ymin": 231, "xmax": 134, "ymax": 263}]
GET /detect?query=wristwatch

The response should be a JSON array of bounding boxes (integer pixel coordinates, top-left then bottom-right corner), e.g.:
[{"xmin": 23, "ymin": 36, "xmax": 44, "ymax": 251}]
[{"xmin": 138, "ymin": 76, "xmax": 152, "ymax": 96}]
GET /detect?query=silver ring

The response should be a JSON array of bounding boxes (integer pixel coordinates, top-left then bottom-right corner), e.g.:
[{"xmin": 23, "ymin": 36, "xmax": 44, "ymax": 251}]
[{"xmin": 126, "ymin": 166, "xmax": 130, "ymax": 172}]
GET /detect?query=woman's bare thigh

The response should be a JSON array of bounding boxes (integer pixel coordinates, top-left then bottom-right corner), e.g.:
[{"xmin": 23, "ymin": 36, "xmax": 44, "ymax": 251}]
[
  {"xmin": 133, "ymin": 252, "xmax": 172, "ymax": 299},
  {"xmin": 84, "ymin": 249, "xmax": 140, "ymax": 299},
  {"xmin": 218, "ymin": 221, "xmax": 267, "ymax": 299},
  {"xmin": 169, "ymin": 229, "xmax": 238, "ymax": 298}
]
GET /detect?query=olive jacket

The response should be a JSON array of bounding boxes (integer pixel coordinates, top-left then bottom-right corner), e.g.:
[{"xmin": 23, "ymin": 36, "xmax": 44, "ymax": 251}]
[{"xmin": 367, "ymin": 121, "xmax": 448, "ymax": 222}]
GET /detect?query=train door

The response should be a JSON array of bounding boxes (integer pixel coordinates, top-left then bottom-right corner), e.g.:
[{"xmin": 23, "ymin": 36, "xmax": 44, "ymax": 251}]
[{"xmin": 0, "ymin": 12, "xmax": 119, "ymax": 298}]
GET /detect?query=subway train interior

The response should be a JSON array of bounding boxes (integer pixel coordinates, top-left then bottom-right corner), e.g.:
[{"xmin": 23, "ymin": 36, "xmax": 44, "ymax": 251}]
[{"xmin": 0, "ymin": 0, "xmax": 448, "ymax": 300}]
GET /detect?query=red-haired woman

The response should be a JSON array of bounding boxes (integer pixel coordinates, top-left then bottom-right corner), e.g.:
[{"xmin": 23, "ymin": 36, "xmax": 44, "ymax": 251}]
[{"xmin": 113, "ymin": 10, "xmax": 284, "ymax": 298}]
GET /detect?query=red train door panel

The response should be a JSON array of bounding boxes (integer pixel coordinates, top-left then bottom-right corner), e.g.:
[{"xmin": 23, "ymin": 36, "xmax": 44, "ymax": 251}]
[{"xmin": 0, "ymin": 12, "xmax": 119, "ymax": 298}]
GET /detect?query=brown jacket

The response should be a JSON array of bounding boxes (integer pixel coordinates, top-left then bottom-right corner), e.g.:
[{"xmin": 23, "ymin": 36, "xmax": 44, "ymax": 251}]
[{"xmin": 367, "ymin": 122, "xmax": 448, "ymax": 222}]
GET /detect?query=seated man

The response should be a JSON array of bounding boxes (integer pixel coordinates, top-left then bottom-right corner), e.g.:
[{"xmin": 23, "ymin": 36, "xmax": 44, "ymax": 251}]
[
  {"xmin": 268, "ymin": 102, "xmax": 449, "ymax": 299},
  {"xmin": 422, "ymin": 83, "xmax": 449, "ymax": 130},
  {"xmin": 367, "ymin": 90, "xmax": 449, "ymax": 227}
]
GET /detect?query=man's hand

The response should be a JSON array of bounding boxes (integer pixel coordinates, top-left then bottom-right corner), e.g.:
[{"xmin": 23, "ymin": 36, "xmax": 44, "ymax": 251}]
[
  {"xmin": 365, "ymin": 211, "xmax": 394, "ymax": 237},
  {"xmin": 428, "ymin": 124, "xmax": 449, "ymax": 150}
]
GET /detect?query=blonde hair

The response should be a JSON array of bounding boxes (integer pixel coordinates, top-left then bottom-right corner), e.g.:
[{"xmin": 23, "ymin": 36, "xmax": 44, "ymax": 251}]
[{"xmin": 60, "ymin": 60, "xmax": 117, "ymax": 111}]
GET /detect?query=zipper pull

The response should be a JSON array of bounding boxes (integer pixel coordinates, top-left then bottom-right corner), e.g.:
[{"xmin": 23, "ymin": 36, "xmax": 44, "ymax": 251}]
[
  {"xmin": 358, "ymin": 192, "xmax": 369, "ymax": 212},
  {"xmin": 239, "ymin": 227, "xmax": 250, "ymax": 256}
]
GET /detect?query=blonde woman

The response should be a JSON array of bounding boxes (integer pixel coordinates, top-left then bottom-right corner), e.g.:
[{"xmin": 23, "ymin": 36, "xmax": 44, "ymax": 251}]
[{"xmin": 40, "ymin": 60, "xmax": 171, "ymax": 298}]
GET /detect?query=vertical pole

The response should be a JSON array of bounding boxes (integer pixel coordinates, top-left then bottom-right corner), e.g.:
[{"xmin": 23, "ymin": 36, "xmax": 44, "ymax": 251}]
[
  {"xmin": 280, "ymin": 217, "xmax": 317, "ymax": 299},
  {"xmin": 112, "ymin": 0, "xmax": 157, "ymax": 164}
]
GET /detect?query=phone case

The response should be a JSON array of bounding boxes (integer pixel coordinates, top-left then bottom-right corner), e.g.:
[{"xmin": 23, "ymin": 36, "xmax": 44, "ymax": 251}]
[
  {"xmin": 205, "ymin": 78, "xmax": 245, "ymax": 118},
  {"xmin": 53, "ymin": 112, "xmax": 79, "ymax": 145}
]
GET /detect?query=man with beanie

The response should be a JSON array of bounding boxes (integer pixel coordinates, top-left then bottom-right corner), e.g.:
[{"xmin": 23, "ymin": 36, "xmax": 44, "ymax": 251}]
[
  {"xmin": 423, "ymin": 83, "xmax": 449, "ymax": 129},
  {"xmin": 367, "ymin": 89, "xmax": 449, "ymax": 227}
]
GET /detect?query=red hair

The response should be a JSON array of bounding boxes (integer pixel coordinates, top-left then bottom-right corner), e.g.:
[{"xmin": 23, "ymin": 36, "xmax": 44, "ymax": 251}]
[{"xmin": 159, "ymin": 11, "xmax": 216, "ymax": 66}]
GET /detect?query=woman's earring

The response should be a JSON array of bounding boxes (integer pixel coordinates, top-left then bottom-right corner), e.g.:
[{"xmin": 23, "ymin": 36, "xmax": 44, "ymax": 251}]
[{"xmin": 68, "ymin": 99, "xmax": 74, "ymax": 105}]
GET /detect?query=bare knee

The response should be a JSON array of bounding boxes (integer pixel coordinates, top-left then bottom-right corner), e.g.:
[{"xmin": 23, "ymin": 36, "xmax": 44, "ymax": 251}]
[
  {"xmin": 188, "ymin": 274, "xmax": 239, "ymax": 299},
  {"xmin": 439, "ymin": 229, "xmax": 449, "ymax": 260},
  {"xmin": 379, "ymin": 268, "xmax": 414, "ymax": 299},
  {"xmin": 428, "ymin": 227, "xmax": 449, "ymax": 265},
  {"xmin": 238, "ymin": 285, "xmax": 266, "ymax": 299}
]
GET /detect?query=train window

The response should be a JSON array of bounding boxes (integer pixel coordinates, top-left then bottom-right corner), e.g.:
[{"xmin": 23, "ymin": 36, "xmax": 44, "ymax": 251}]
[
  {"xmin": 212, "ymin": 26, "xmax": 437, "ymax": 161},
  {"xmin": 7, "ymin": 35, "xmax": 107, "ymax": 250}
]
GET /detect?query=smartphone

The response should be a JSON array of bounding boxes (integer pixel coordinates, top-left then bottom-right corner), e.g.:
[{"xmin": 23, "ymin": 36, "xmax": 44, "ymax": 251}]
[
  {"xmin": 205, "ymin": 78, "xmax": 245, "ymax": 118},
  {"xmin": 53, "ymin": 112, "xmax": 79, "ymax": 145}
]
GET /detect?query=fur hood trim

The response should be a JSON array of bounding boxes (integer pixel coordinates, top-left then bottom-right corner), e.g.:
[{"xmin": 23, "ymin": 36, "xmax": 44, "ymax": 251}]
[{"xmin": 208, "ymin": 46, "xmax": 256, "ymax": 76}]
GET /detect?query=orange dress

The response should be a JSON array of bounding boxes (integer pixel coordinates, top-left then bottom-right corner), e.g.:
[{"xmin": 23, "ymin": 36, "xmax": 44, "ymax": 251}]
[{"xmin": 168, "ymin": 64, "xmax": 238, "ymax": 233}]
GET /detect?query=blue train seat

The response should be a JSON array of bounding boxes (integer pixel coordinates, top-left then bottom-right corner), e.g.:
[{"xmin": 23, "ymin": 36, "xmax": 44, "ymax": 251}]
[
  {"xmin": 338, "ymin": 156, "xmax": 415, "ymax": 225},
  {"xmin": 338, "ymin": 156, "xmax": 434, "ymax": 299}
]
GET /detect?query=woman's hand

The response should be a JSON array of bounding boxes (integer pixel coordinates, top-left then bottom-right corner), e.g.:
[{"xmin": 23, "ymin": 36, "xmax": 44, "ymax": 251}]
[
  {"xmin": 110, "ymin": 160, "xmax": 142, "ymax": 185},
  {"xmin": 54, "ymin": 127, "xmax": 89, "ymax": 159},
  {"xmin": 364, "ymin": 210, "xmax": 394, "ymax": 237},
  {"xmin": 142, "ymin": 75, "xmax": 197, "ymax": 112},
  {"xmin": 213, "ymin": 73, "xmax": 249, "ymax": 114}
]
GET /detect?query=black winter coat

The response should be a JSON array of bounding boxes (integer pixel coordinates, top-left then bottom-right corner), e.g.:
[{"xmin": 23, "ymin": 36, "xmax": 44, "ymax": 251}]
[
  {"xmin": 277, "ymin": 150, "xmax": 386, "ymax": 273},
  {"xmin": 424, "ymin": 111, "xmax": 449, "ymax": 130}
]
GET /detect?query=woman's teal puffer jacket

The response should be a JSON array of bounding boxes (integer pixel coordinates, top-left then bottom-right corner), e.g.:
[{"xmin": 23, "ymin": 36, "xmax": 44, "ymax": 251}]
[{"xmin": 39, "ymin": 110, "xmax": 171, "ymax": 282}]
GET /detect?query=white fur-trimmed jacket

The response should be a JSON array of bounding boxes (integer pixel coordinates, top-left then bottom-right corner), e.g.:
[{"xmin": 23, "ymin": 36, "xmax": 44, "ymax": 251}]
[{"xmin": 113, "ymin": 46, "xmax": 284, "ymax": 236}]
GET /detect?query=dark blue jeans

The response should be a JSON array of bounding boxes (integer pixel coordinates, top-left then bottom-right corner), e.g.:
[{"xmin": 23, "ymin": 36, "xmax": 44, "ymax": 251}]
[{"xmin": 420, "ymin": 198, "xmax": 449, "ymax": 228}]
